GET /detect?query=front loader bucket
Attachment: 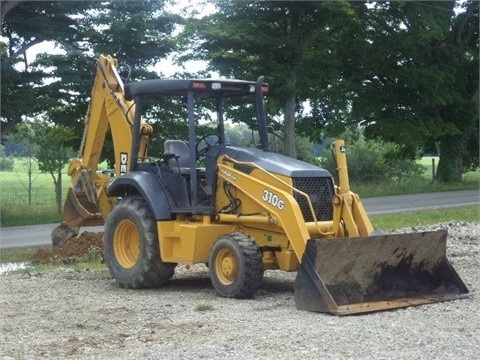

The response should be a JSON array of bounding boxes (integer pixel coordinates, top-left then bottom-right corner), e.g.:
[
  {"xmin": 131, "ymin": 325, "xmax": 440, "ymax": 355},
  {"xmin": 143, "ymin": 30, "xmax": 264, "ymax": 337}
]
[
  {"xmin": 295, "ymin": 230, "xmax": 469, "ymax": 315},
  {"xmin": 63, "ymin": 187, "xmax": 104, "ymax": 228}
]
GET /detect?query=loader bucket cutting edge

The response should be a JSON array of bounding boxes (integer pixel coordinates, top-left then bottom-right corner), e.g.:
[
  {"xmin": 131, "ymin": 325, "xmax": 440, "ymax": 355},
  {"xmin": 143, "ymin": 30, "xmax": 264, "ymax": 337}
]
[
  {"xmin": 63, "ymin": 187, "xmax": 104, "ymax": 228},
  {"xmin": 294, "ymin": 230, "xmax": 469, "ymax": 315}
]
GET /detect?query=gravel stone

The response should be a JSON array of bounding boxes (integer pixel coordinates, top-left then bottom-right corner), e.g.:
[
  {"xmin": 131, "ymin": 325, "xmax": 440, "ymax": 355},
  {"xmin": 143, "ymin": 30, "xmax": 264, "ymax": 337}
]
[{"xmin": 1, "ymin": 222, "xmax": 479, "ymax": 359}]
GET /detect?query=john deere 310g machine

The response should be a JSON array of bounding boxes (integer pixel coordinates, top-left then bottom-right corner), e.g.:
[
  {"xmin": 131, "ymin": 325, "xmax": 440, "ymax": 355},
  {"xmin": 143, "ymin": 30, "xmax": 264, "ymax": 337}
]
[{"xmin": 53, "ymin": 55, "xmax": 468, "ymax": 315}]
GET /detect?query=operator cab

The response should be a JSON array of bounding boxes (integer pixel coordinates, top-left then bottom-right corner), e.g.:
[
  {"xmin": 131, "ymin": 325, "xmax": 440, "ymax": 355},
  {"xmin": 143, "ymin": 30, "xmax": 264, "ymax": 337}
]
[{"xmin": 121, "ymin": 77, "xmax": 269, "ymax": 215}]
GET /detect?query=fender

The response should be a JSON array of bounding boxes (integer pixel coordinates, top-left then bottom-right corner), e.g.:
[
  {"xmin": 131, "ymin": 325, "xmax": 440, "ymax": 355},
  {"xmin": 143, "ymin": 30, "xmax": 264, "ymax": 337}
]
[{"xmin": 107, "ymin": 171, "xmax": 172, "ymax": 220}]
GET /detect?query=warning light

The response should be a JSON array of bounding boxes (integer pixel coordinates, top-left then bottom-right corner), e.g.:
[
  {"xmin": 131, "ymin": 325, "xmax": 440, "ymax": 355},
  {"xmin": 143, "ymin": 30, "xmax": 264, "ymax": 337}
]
[{"xmin": 192, "ymin": 82, "xmax": 207, "ymax": 89}]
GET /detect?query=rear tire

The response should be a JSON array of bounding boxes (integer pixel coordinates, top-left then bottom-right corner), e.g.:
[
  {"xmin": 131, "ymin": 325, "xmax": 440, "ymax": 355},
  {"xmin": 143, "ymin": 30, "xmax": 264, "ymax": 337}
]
[
  {"xmin": 103, "ymin": 195, "xmax": 175, "ymax": 288},
  {"xmin": 209, "ymin": 232, "xmax": 263, "ymax": 299}
]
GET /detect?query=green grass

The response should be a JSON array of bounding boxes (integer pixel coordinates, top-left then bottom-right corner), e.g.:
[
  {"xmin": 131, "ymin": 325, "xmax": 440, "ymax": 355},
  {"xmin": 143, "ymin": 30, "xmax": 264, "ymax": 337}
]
[
  {"xmin": 0, "ymin": 157, "xmax": 115, "ymax": 227},
  {"xmin": 0, "ymin": 158, "xmax": 69, "ymax": 226},
  {"xmin": 0, "ymin": 247, "xmax": 40, "ymax": 263},
  {"xmin": 1, "ymin": 203, "xmax": 63, "ymax": 227},
  {"xmin": 195, "ymin": 303, "xmax": 215, "ymax": 311},
  {"xmin": 371, "ymin": 205, "xmax": 480, "ymax": 232},
  {"xmin": 0, "ymin": 171, "xmax": 64, "ymax": 203},
  {"xmin": 352, "ymin": 156, "xmax": 479, "ymax": 197}
]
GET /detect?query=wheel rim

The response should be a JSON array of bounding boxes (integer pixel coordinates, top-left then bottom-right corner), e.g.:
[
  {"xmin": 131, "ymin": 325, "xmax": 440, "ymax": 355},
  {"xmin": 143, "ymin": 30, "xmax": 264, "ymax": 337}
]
[
  {"xmin": 215, "ymin": 248, "xmax": 238, "ymax": 285},
  {"xmin": 113, "ymin": 219, "xmax": 140, "ymax": 269}
]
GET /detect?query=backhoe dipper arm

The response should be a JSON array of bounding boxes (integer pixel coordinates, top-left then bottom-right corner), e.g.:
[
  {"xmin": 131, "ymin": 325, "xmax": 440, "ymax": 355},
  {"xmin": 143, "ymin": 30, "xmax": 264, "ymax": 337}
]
[
  {"xmin": 59, "ymin": 55, "xmax": 153, "ymax": 233},
  {"xmin": 69, "ymin": 55, "xmax": 152, "ymax": 181}
]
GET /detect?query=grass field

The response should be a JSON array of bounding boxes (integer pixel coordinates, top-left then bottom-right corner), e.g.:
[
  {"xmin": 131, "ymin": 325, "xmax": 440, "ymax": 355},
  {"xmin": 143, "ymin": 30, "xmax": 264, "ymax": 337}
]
[
  {"xmin": 0, "ymin": 171, "xmax": 66, "ymax": 203},
  {"xmin": 0, "ymin": 160, "xmax": 69, "ymax": 226},
  {"xmin": 0, "ymin": 158, "xmax": 108, "ymax": 226},
  {"xmin": 0, "ymin": 156, "xmax": 478, "ymax": 227},
  {"xmin": 370, "ymin": 205, "xmax": 480, "ymax": 232}
]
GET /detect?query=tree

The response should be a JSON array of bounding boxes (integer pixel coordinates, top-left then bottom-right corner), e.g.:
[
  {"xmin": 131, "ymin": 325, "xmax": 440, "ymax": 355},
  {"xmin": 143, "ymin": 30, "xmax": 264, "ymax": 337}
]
[
  {"xmin": 0, "ymin": 1, "xmax": 28, "ymax": 24},
  {"xmin": 1, "ymin": 0, "xmax": 181, "ymax": 150},
  {"xmin": 435, "ymin": 1, "xmax": 479, "ymax": 182},
  {"xmin": 179, "ymin": 0, "xmax": 357, "ymax": 158},
  {"xmin": 180, "ymin": 1, "xmax": 477, "ymax": 183},
  {"xmin": 1, "ymin": 1, "xmax": 98, "ymax": 139},
  {"xmin": 342, "ymin": 1, "xmax": 479, "ymax": 182},
  {"xmin": 11, "ymin": 123, "xmax": 40, "ymax": 204},
  {"xmin": 13, "ymin": 120, "xmax": 74, "ymax": 212}
]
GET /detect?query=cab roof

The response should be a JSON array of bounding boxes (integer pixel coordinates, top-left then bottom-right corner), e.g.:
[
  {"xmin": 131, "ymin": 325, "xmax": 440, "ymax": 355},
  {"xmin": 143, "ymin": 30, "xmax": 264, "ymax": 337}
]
[{"xmin": 124, "ymin": 78, "xmax": 268, "ymax": 101}]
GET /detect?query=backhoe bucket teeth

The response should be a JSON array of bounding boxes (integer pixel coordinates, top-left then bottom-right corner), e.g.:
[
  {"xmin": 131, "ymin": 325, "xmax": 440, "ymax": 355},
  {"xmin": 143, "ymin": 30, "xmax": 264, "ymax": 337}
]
[
  {"xmin": 51, "ymin": 222, "xmax": 79, "ymax": 247},
  {"xmin": 63, "ymin": 187, "xmax": 104, "ymax": 228},
  {"xmin": 294, "ymin": 230, "xmax": 469, "ymax": 315}
]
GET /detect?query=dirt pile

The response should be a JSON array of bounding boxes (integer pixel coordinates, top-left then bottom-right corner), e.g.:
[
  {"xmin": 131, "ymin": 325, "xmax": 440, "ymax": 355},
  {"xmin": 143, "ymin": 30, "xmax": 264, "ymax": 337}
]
[{"xmin": 32, "ymin": 232, "xmax": 104, "ymax": 264}]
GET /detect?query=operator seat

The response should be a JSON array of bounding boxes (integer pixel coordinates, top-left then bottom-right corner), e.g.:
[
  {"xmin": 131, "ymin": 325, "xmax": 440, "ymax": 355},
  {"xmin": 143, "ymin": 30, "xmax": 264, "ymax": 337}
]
[{"xmin": 163, "ymin": 140, "xmax": 190, "ymax": 175}]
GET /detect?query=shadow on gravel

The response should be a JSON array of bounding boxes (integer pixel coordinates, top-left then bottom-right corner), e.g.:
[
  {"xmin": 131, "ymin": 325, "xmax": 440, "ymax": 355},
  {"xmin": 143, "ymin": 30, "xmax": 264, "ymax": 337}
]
[
  {"xmin": 46, "ymin": 234, "xmax": 297, "ymax": 298},
  {"xmin": 158, "ymin": 266, "xmax": 296, "ymax": 297},
  {"xmin": 168, "ymin": 275, "xmax": 213, "ymax": 291},
  {"xmin": 261, "ymin": 274, "xmax": 295, "ymax": 294}
]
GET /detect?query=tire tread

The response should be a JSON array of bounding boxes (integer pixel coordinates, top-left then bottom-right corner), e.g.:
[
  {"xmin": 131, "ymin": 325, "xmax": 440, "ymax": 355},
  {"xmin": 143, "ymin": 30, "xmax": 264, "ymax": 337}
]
[{"xmin": 104, "ymin": 195, "xmax": 175, "ymax": 289}]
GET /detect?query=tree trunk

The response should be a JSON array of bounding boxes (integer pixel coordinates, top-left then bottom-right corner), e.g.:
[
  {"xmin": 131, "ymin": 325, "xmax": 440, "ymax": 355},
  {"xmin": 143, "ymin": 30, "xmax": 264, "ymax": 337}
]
[
  {"xmin": 283, "ymin": 69, "xmax": 297, "ymax": 158},
  {"xmin": 27, "ymin": 157, "xmax": 33, "ymax": 205},
  {"xmin": 435, "ymin": 135, "xmax": 464, "ymax": 183},
  {"xmin": 56, "ymin": 169, "xmax": 63, "ymax": 213}
]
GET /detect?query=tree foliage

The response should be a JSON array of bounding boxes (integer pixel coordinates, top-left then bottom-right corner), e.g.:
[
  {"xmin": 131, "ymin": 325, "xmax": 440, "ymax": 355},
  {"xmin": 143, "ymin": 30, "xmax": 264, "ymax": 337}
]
[
  {"xmin": 0, "ymin": 144, "xmax": 14, "ymax": 171},
  {"xmin": 321, "ymin": 137, "xmax": 424, "ymax": 184},
  {"xmin": 1, "ymin": 0, "xmax": 181, "ymax": 148},
  {"xmin": 339, "ymin": 1, "xmax": 479, "ymax": 182},
  {"xmin": 2, "ymin": 0, "xmax": 478, "ymax": 184},
  {"xmin": 180, "ymin": 0, "xmax": 478, "ymax": 182},
  {"xmin": 179, "ymin": 0, "xmax": 357, "ymax": 158}
]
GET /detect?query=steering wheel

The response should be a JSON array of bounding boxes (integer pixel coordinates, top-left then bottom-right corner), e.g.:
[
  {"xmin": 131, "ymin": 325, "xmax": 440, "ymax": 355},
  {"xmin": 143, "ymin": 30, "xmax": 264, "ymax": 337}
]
[{"xmin": 196, "ymin": 133, "xmax": 221, "ymax": 157}]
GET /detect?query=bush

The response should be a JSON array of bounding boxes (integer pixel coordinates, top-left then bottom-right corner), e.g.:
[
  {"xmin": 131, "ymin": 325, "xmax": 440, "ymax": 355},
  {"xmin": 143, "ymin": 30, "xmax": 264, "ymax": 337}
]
[
  {"xmin": 0, "ymin": 145, "xmax": 14, "ymax": 171},
  {"xmin": 0, "ymin": 156, "xmax": 14, "ymax": 171},
  {"xmin": 320, "ymin": 138, "xmax": 424, "ymax": 184}
]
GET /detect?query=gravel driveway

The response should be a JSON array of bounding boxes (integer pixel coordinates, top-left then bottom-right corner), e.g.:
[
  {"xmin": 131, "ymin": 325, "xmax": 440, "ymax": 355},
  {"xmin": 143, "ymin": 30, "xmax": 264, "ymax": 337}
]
[{"xmin": 1, "ymin": 222, "xmax": 478, "ymax": 359}]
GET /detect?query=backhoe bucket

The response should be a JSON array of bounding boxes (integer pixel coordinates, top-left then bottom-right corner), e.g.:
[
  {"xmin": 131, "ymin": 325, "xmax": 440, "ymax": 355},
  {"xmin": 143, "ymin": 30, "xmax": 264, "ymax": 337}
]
[
  {"xmin": 294, "ymin": 230, "xmax": 469, "ymax": 315},
  {"xmin": 63, "ymin": 187, "xmax": 104, "ymax": 228}
]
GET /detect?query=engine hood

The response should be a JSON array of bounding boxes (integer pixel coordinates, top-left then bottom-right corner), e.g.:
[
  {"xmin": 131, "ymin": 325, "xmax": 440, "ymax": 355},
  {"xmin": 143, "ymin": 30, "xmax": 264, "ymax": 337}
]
[{"xmin": 217, "ymin": 146, "xmax": 332, "ymax": 178}]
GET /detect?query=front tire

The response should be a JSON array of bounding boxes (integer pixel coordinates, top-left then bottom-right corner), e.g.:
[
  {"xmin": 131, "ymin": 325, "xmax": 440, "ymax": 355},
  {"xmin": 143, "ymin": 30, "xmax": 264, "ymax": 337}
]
[
  {"xmin": 209, "ymin": 232, "xmax": 263, "ymax": 299},
  {"xmin": 103, "ymin": 195, "xmax": 175, "ymax": 288}
]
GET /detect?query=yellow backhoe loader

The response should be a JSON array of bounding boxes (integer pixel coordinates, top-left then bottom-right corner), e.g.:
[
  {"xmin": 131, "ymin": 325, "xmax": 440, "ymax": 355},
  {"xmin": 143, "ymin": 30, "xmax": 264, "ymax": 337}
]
[{"xmin": 53, "ymin": 55, "xmax": 469, "ymax": 315}]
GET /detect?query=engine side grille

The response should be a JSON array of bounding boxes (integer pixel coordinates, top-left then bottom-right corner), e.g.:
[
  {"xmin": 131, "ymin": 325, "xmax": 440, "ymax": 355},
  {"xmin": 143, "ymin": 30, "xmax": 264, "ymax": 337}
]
[{"xmin": 292, "ymin": 177, "xmax": 334, "ymax": 222}]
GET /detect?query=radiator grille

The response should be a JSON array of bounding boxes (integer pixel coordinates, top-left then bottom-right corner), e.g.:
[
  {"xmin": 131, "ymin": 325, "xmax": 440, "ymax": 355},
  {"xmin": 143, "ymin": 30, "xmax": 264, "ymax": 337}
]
[{"xmin": 292, "ymin": 177, "xmax": 334, "ymax": 222}]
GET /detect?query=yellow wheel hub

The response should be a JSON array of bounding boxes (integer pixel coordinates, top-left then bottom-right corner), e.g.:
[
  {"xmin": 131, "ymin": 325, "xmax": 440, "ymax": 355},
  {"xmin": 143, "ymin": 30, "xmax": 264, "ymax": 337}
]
[
  {"xmin": 113, "ymin": 219, "xmax": 140, "ymax": 269},
  {"xmin": 215, "ymin": 248, "xmax": 238, "ymax": 285}
]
